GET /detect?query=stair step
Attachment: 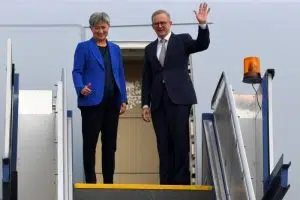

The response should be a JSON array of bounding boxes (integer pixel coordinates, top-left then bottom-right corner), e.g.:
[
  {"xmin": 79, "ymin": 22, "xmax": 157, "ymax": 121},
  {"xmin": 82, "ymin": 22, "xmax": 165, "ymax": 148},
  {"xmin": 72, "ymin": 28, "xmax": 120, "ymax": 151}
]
[{"xmin": 74, "ymin": 184, "xmax": 214, "ymax": 200}]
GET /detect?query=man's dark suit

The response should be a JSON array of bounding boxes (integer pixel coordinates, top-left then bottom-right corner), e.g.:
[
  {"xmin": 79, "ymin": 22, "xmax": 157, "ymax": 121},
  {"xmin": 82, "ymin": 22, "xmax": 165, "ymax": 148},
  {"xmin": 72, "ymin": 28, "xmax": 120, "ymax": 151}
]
[{"xmin": 141, "ymin": 25, "xmax": 210, "ymax": 185}]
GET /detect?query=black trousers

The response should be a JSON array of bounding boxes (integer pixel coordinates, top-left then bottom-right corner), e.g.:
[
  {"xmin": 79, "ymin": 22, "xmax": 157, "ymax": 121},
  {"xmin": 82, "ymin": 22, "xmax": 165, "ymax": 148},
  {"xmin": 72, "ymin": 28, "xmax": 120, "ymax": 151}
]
[
  {"xmin": 79, "ymin": 98, "xmax": 119, "ymax": 184},
  {"xmin": 151, "ymin": 86, "xmax": 191, "ymax": 185}
]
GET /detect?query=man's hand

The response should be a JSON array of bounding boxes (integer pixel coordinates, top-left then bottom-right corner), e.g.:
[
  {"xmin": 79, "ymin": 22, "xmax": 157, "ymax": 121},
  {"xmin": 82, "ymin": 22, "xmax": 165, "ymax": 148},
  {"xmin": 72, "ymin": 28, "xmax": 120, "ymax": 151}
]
[
  {"xmin": 194, "ymin": 2, "xmax": 210, "ymax": 24},
  {"xmin": 81, "ymin": 83, "xmax": 92, "ymax": 96},
  {"xmin": 120, "ymin": 103, "xmax": 127, "ymax": 115},
  {"xmin": 142, "ymin": 107, "xmax": 151, "ymax": 122}
]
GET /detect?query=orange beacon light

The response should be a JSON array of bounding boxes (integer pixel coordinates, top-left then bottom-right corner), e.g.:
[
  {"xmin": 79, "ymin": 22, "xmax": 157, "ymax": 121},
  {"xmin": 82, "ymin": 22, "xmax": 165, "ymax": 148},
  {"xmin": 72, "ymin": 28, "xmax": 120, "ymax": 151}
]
[{"xmin": 243, "ymin": 56, "xmax": 262, "ymax": 84}]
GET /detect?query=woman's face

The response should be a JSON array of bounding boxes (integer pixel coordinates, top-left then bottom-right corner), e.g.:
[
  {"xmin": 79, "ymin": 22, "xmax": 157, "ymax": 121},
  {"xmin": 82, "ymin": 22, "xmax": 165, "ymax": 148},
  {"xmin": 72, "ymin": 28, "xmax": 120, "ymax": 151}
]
[{"xmin": 91, "ymin": 21, "xmax": 109, "ymax": 42}]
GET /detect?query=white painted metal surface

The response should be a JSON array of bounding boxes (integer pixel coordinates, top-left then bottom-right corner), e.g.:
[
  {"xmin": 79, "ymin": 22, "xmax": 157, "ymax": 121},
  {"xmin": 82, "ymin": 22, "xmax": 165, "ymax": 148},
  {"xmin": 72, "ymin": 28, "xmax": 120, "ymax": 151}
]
[
  {"xmin": 4, "ymin": 38, "xmax": 12, "ymax": 159},
  {"xmin": 17, "ymin": 90, "xmax": 56, "ymax": 200},
  {"xmin": 227, "ymin": 84, "xmax": 256, "ymax": 200},
  {"xmin": 55, "ymin": 81, "xmax": 64, "ymax": 200},
  {"xmin": 18, "ymin": 90, "xmax": 53, "ymax": 114},
  {"xmin": 55, "ymin": 69, "xmax": 73, "ymax": 200},
  {"xmin": 210, "ymin": 73, "xmax": 256, "ymax": 200},
  {"xmin": 233, "ymin": 93, "xmax": 263, "ymax": 199},
  {"xmin": 203, "ymin": 119, "xmax": 227, "ymax": 200},
  {"xmin": 62, "ymin": 70, "xmax": 68, "ymax": 200},
  {"xmin": 114, "ymin": 41, "xmax": 149, "ymax": 49}
]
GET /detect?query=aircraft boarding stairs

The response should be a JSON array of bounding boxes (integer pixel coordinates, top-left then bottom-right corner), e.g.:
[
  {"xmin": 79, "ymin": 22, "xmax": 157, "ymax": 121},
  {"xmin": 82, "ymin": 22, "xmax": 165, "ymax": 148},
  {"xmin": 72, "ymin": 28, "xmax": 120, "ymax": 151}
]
[
  {"xmin": 73, "ymin": 69, "xmax": 290, "ymax": 200},
  {"xmin": 2, "ymin": 39, "xmax": 291, "ymax": 200}
]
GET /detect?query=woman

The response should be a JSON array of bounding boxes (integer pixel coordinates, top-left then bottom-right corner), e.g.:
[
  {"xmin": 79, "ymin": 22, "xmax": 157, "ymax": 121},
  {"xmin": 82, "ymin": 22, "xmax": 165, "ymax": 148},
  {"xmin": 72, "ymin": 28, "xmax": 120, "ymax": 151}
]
[{"xmin": 72, "ymin": 12, "xmax": 127, "ymax": 184}]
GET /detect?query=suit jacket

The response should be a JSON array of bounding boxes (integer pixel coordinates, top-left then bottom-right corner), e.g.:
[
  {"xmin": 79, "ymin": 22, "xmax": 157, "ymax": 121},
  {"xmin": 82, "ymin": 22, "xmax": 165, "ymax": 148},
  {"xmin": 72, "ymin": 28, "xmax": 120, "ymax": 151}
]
[
  {"xmin": 141, "ymin": 26, "xmax": 210, "ymax": 110},
  {"xmin": 72, "ymin": 38, "xmax": 127, "ymax": 107}
]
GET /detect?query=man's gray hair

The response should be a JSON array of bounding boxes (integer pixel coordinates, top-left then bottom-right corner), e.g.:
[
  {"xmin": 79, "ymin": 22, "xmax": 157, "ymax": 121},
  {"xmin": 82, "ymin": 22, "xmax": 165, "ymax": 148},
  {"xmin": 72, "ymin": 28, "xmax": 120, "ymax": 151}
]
[
  {"xmin": 151, "ymin": 9, "xmax": 171, "ymax": 22},
  {"xmin": 89, "ymin": 12, "xmax": 110, "ymax": 27}
]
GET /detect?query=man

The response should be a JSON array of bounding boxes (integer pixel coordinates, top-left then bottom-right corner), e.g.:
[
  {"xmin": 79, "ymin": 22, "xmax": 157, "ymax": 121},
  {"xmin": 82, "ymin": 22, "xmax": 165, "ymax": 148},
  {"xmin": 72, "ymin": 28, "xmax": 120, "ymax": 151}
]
[
  {"xmin": 141, "ymin": 3, "xmax": 210, "ymax": 185},
  {"xmin": 72, "ymin": 12, "xmax": 127, "ymax": 184}
]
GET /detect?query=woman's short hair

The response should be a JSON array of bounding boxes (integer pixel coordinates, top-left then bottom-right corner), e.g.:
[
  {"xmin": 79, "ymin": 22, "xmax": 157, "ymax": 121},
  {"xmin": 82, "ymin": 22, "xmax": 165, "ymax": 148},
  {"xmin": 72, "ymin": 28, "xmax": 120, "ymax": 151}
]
[{"xmin": 89, "ymin": 12, "xmax": 110, "ymax": 27}]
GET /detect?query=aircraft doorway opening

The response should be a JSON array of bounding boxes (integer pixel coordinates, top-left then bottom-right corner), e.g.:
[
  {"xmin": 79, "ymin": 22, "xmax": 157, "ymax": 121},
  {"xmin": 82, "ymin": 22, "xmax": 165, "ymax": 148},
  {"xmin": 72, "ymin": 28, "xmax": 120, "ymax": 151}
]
[{"xmin": 95, "ymin": 43, "xmax": 160, "ymax": 184}]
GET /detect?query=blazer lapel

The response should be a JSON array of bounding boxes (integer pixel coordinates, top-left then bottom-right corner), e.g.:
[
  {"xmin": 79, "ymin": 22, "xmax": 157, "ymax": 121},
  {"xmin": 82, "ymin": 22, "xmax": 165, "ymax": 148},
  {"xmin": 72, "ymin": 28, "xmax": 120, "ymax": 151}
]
[
  {"xmin": 89, "ymin": 38, "xmax": 104, "ymax": 68},
  {"xmin": 150, "ymin": 39, "xmax": 160, "ymax": 66},
  {"xmin": 164, "ymin": 33, "xmax": 175, "ymax": 67},
  {"xmin": 107, "ymin": 42, "xmax": 117, "ymax": 73}
]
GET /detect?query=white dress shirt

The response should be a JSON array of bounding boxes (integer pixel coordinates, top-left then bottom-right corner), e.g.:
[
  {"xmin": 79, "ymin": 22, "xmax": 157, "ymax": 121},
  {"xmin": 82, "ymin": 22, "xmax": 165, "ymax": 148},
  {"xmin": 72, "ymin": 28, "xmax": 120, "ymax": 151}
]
[{"xmin": 156, "ymin": 31, "xmax": 172, "ymax": 59}]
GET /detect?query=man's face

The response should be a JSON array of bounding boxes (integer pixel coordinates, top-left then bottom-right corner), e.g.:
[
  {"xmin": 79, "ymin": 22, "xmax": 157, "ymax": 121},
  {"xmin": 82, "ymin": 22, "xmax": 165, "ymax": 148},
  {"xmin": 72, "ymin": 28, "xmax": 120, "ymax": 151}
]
[
  {"xmin": 91, "ymin": 22, "xmax": 109, "ymax": 42},
  {"xmin": 152, "ymin": 13, "xmax": 172, "ymax": 39}
]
